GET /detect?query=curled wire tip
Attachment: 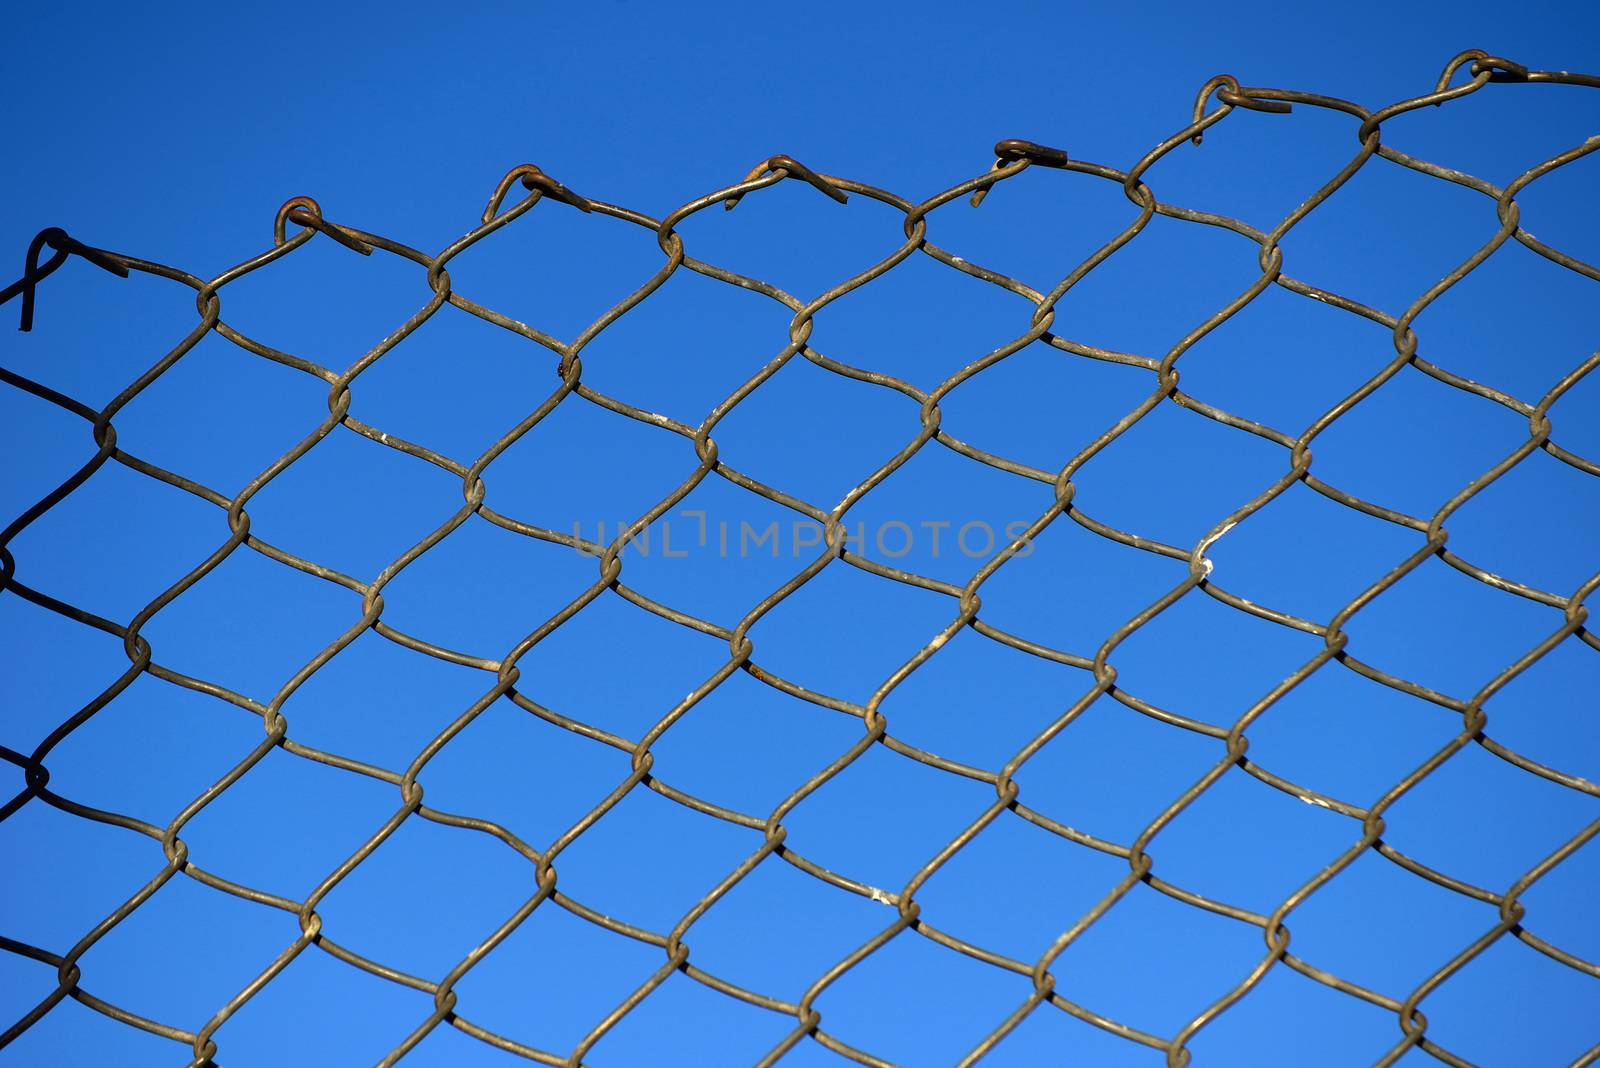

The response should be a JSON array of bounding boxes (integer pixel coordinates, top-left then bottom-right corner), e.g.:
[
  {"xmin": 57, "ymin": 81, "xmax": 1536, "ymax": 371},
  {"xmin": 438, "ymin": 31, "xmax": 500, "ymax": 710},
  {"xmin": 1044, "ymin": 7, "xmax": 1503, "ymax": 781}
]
[
  {"xmin": 1434, "ymin": 50, "xmax": 1530, "ymax": 99},
  {"xmin": 1474, "ymin": 56, "xmax": 1529, "ymax": 80},
  {"xmin": 995, "ymin": 139, "xmax": 1071, "ymax": 167},
  {"xmin": 971, "ymin": 139, "xmax": 1070, "ymax": 207},
  {"xmin": 2, "ymin": 228, "xmax": 129, "ymax": 332},
  {"xmin": 274, "ymin": 197, "xmax": 374, "ymax": 255},
  {"xmin": 483, "ymin": 164, "xmax": 593, "ymax": 224},
  {"xmin": 723, "ymin": 155, "xmax": 848, "ymax": 211},
  {"xmin": 1190, "ymin": 75, "xmax": 1291, "ymax": 145}
]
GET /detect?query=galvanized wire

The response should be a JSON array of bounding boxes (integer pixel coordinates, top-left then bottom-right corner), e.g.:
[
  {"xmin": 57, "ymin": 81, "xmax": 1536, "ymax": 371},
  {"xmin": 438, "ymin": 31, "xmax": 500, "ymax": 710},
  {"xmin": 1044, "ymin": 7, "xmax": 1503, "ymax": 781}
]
[{"xmin": 3, "ymin": 48, "xmax": 1599, "ymax": 1067}]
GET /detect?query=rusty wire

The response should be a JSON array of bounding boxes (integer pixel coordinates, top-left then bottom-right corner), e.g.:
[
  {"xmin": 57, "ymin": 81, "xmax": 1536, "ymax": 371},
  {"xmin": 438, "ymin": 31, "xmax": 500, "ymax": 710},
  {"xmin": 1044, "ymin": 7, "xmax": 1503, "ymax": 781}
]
[{"xmin": 2, "ymin": 47, "xmax": 1599, "ymax": 1066}]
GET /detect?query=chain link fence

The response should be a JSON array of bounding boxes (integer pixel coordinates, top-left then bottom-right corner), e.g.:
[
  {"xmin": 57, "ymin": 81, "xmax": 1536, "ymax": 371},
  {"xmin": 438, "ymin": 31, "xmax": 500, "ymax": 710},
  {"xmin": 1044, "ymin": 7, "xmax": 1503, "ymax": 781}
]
[{"xmin": 2, "ymin": 48, "xmax": 1598, "ymax": 1066}]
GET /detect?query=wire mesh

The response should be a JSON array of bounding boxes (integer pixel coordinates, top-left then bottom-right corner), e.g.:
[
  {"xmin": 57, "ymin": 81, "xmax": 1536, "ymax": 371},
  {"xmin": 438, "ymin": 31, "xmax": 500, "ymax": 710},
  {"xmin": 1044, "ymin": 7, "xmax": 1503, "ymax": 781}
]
[{"xmin": 2, "ymin": 48, "xmax": 1598, "ymax": 1067}]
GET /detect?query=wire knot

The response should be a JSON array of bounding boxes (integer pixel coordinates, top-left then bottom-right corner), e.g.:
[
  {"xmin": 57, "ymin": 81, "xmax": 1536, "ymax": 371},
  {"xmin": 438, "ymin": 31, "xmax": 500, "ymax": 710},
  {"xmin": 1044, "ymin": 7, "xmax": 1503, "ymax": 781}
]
[
  {"xmin": 273, "ymin": 196, "xmax": 373, "ymax": 255},
  {"xmin": 723, "ymin": 155, "xmax": 847, "ymax": 211},
  {"xmin": 971, "ymin": 139, "xmax": 1070, "ymax": 207},
  {"xmin": 1, "ymin": 227, "xmax": 129, "ymax": 332},
  {"xmin": 1190, "ymin": 74, "xmax": 1291, "ymax": 145},
  {"xmin": 1434, "ymin": 49, "xmax": 1530, "ymax": 97},
  {"xmin": 482, "ymin": 164, "xmax": 594, "ymax": 224}
]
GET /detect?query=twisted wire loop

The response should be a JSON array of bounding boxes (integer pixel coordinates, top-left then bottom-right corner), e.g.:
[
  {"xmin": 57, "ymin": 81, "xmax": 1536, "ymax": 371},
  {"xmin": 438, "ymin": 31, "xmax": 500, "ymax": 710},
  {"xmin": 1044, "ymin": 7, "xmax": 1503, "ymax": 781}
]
[
  {"xmin": 0, "ymin": 228, "xmax": 129, "ymax": 332},
  {"xmin": 2, "ymin": 48, "xmax": 1598, "ymax": 1066}
]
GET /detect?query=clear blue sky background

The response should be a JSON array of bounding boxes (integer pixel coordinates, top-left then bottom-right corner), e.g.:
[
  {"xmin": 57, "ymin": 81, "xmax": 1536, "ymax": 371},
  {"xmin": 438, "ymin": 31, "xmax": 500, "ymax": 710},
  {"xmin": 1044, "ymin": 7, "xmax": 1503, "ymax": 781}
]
[{"xmin": 2, "ymin": 2, "xmax": 1598, "ymax": 1065}]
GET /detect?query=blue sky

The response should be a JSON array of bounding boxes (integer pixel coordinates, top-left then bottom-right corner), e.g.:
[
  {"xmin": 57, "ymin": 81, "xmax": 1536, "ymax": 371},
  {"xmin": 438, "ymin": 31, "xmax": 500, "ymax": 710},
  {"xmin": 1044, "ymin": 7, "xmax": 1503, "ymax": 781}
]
[{"xmin": 2, "ymin": 2, "xmax": 1598, "ymax": 1065}]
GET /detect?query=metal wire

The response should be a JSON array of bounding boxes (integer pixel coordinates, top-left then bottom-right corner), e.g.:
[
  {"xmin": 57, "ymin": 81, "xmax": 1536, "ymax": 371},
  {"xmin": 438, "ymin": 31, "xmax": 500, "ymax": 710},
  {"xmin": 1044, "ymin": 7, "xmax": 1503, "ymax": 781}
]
[{"xmin": 3, "ymin": 48, "xmax": 1598, "ymax": 1067}]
